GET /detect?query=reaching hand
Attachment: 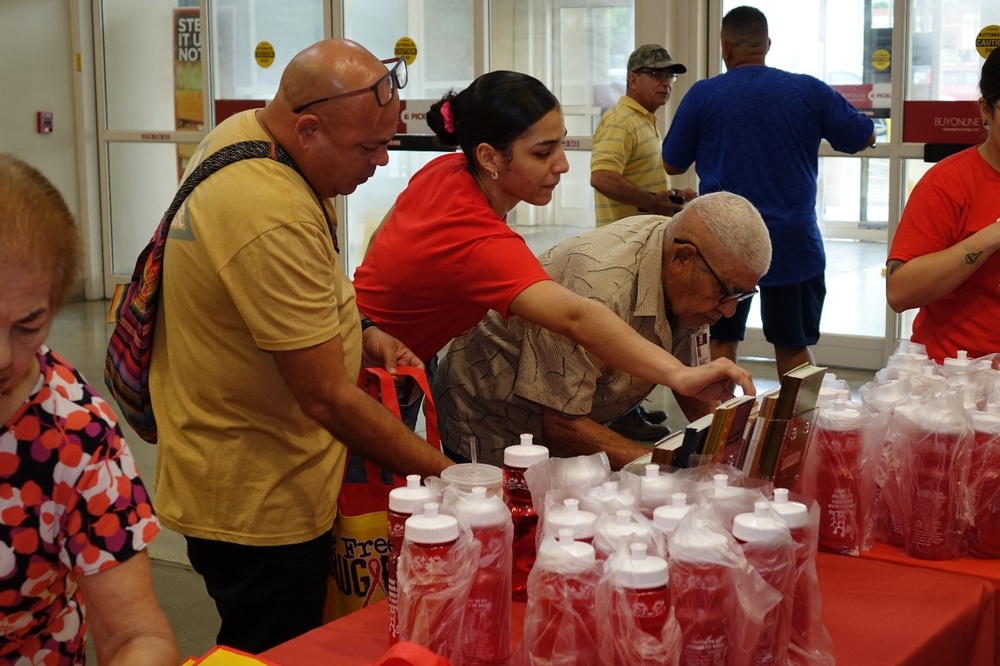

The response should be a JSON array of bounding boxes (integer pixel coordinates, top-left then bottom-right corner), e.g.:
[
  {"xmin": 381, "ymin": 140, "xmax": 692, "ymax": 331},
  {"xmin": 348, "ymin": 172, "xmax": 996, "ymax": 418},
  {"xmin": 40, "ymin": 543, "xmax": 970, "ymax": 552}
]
[
  {"xmin": 671, "ymin": 358, "xmax": 756, "ymax": 402},
  {"xmin": 361, "ymin": 326, "xmax": 425, "ymax": 374}
]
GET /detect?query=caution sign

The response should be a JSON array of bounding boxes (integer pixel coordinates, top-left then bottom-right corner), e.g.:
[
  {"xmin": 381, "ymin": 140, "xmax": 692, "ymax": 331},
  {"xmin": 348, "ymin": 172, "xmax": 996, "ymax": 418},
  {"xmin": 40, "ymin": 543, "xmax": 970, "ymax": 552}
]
[
  {"xmin": 394, "ymin": 37, "xmax": 417, "ymax": 66},
  {"xmin": 255, "ymin": 41, "xmax": 275, "ymax": 68},
  {"xmin": 872, "ymin": 48, "xmax": 891, "ymax": 72},
  {"xmin": 976, "ymin": 25, "xmax": 1000, "ymax": 59}
]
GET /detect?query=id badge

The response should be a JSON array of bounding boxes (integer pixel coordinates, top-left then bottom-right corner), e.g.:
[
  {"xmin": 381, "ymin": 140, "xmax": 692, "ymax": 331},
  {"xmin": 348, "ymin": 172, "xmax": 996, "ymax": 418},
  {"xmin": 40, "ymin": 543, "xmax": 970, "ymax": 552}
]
[{"xmin": 693, "ymin": 330, "xmax": 711, "ymax": 366}]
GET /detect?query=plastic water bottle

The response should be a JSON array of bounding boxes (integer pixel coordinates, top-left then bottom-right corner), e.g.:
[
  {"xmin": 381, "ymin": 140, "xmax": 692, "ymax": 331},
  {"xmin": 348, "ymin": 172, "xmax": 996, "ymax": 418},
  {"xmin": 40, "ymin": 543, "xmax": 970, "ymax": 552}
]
[
  {"xmin": 966, "ymin": 404, "xmax": 1000, "ymax": 557},
  {"xmin": 607, "ymin": 542, "xmax": 671, "ymax": 638},
  {"xmin": 399, "ymin": 503, "xmax": 462, "ymax": 657},
  {"xmin": 669, "ymin": 528, "xmax": 735, "ymax": 665},
  {"xmin": 769, "ymin": 489, "xmax": 823, "ymax": 661},
  {"xmin": 522, "ymin": 528, "xmax": 600, "ymax": 665},
  {"xmin": 453, "ymin": 486, "xmax": 514, "ymax": 666},
  {"xmin": 542, "ymin": 498, "xmax": 598, "ymax": 543},
  {"xmin": 652, "ymin": 492, "xmax": 691, "ymax": 542},
  {"xmin": 503, "ymin": 433, "xmax": 549, "ymax": 602},
  {"xmin": 813, "ymin": 400, "xmax": 865, "ymax": 554},
  {"xmin": 639, "ymin": 464, "xmax": 674, "ymax": 517},
  {"xmin": 387, "ymin": 475, "xmax": 432, "ymax": 643},
  {"xmin": 894, "ymin": 402, "xmax": 968, "ymax": 559},
  {"xmin": 733, "ymin": 501, "xmax": 795, "ymax": 666}
]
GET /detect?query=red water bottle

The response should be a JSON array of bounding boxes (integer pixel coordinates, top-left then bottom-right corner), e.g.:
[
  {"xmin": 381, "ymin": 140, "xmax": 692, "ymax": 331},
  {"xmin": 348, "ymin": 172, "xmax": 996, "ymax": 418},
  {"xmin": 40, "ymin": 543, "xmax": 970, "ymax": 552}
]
[
  {"xmin": 399, "ymin": 503, "xmax": 462, "ymax": 657},
  {"xmin": 609, "ymin": 542, "xmax": 671, "ymax": 638},
  {"xmin": 733, "ymin": 501, "xmax": 795, "ymax": 666},
  {"xmin": 813, "ymin": 400, "xmax": 865, "ymax": 554},
  {"xmin": 522, "ymin": 528, "xmax": 600, "ymax": 664},
  {"xmin": 454, "ymin": 486, "xmax": 514, "ymax": 666},
  {"xmin": 770, "ymin": 489, "xmax": 833, "ymax": 665},
  {"xmin": 966, "ymin": 404, "xmax": 1000, "ymax": 557},
  {"xmin": 669, "ymin": 528, "xmax": 735, "ymax": 665},
  {"xmin": 387, "ymin": 475, "xmax": 432, "ymax": 643},
  {"xmin": 503, "ymin": 433, "xmax": 548, "ymax": 602},
  {"xmin": 895, "ymin": 402, "xmax": 968, "ymax": 560}
]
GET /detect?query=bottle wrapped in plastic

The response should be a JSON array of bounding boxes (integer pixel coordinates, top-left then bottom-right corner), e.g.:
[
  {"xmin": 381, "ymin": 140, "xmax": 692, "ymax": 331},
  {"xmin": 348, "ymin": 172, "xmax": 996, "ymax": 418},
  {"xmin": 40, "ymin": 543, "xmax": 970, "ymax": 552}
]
[
  {"xmin": 398, "ymin": 503, "xmax": 479, "ymax": 662},
  {"xmin": 964, "ymin": 403, "xmax": 1000, "ymax": 557},
  {"xmin": 450, "ymin": 486, "xmax": 514, "ymax": 666},
  {"xmin": 885, "ymin": 395, "xmax": 972, "ymax": 560},
  {"xmin": 503, "ymin": 433, "xmax": 549, "ymax": 602},
  {"xmin": 652, "ymin": 492, "xmax": 691, "ymax": 543},
  {"xmin": 518, "ymin": 528, "xmax": 602, "ymax": 665},
  {"xmin": 541, "ymin": 497, "xmax": 598, "ymax": 544},
  {"xmin": 638, "ymin": 464, "xmax": 676, "ymax": 518},
  {"xmin": 807, "ymin": 399, "xmax": 885, "ymax": 555},
  {"xmin": 733, "ymin": 501, "xmax": 796, "ymax": 666},
  {"xmin": 388, "ymin": 475, "xmax": 434, "ymax": 643},
  {"xmin": 597, "ymin": 542, "xmax": 681, "ymax": 665},
  {"xmin": 769, "ymin": 490, "xmax": 835, "ymax": 666}
]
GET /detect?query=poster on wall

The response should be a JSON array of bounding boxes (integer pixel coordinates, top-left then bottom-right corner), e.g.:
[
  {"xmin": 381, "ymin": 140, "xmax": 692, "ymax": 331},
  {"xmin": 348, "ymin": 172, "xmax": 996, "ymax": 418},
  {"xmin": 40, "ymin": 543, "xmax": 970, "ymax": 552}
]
[{"xmin": 174, "ymin": 7, "xmax": 203, "ymax": 179}]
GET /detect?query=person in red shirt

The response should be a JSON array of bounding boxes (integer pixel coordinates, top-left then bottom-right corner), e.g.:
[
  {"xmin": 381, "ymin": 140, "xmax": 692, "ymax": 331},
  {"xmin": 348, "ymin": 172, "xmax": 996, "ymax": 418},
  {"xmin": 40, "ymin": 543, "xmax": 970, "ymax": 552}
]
[
  {"xmin": 887, "ymin": 47, "xmax": 1000, "ymax": 362},
  {"xmin": 354, "ymin": 71, "xmax": 759, "ymax": 445}
]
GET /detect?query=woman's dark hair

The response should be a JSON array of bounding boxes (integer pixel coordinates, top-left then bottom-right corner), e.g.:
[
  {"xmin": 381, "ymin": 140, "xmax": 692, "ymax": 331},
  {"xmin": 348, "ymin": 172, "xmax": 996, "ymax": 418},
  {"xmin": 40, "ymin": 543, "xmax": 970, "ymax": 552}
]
[
  {"xmin": 981, "ymin": 47, "xmax": 1000, "ymax": 109},
  {"xmin": 426, "ymin": 71, "xmax": 560, "ymax": 172}
]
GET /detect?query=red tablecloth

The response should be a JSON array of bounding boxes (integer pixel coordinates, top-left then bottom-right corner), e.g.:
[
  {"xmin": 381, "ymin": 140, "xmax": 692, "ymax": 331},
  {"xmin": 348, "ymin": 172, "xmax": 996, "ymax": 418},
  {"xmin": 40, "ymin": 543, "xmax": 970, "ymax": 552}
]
[{"xmin": 260, "ymin": 551, "xmax": 999, "ymax": 665}]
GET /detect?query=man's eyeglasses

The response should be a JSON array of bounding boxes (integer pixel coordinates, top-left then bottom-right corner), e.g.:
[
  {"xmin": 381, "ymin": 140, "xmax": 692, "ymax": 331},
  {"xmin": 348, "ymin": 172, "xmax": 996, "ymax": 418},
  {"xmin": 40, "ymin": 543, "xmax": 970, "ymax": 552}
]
[
  {"xmin": 293, "ymin": 57, "xmax": 407, "ymax": 114},
  {"xmin": 673, "ymin": 238, "xmax": 757, "ymax": 304},
  {"xmin": 635, "ymin": 69, "xmax": 678, "ymax": 83}
]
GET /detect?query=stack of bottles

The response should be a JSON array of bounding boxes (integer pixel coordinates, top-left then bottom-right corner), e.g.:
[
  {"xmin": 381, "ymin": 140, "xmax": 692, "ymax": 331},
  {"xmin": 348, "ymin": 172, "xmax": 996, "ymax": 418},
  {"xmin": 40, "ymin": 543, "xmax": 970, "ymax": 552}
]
[{"xmin": 812, "ymin": 341, "xmax": 1000, "ymax": 560}]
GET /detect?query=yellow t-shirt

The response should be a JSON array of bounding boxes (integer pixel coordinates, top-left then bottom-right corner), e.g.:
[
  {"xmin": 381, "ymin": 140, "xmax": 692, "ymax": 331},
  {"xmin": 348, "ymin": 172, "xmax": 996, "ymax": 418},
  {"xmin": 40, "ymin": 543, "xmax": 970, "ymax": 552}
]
[
  {"xmin": 591, "ymin": 95, "xmax": 672, "ymax": 226},
  {"xmin": 149, "ymin": 110, "xmax": 357, "ymax": 545}
]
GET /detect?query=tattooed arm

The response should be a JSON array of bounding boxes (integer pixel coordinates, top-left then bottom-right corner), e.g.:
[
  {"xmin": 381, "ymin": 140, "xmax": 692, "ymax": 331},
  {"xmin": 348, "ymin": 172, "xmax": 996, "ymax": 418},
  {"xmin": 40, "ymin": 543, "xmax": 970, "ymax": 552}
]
[{"xmin": 886, "ymin": 219, "xmax": 1000, "ymax": 312}]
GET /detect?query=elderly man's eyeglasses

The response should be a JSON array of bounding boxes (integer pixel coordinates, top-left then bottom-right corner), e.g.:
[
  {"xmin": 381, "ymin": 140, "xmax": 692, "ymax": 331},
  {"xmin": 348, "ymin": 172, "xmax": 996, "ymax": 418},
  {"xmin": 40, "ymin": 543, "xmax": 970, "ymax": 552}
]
[
  {"xmin": 293, "ymin": 57, "xmax": 407, "ymax": 114},
  {"xmin": 635, "ymin": 69, "xmax": 678, "ymax": 83},
  {"xmin": 674, "ymin": 238, "xmax": 757, "ymax": 304}
]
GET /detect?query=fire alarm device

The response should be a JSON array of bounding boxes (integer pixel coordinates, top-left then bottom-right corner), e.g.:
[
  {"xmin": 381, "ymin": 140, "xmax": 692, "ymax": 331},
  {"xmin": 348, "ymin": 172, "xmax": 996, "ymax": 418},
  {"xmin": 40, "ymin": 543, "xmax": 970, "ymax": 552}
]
[{"xmin": 37, "ymin": 112, "xmax": 54, "ymax": 134}]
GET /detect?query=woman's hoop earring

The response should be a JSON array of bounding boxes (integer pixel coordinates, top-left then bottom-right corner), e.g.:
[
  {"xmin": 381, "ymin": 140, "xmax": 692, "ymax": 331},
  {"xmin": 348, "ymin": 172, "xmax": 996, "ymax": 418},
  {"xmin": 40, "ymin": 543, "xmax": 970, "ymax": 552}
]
[{"xmin": 491, "ymin": 171, "xmax": 499, "ymax": 181}]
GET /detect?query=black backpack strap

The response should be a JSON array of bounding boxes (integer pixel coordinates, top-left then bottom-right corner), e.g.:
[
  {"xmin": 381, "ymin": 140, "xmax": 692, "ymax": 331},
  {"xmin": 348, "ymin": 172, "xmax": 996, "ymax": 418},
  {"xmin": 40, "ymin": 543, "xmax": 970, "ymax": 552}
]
[{"xmin": 165, "ymin": 140, "xmax": 338, "ymax": 252}]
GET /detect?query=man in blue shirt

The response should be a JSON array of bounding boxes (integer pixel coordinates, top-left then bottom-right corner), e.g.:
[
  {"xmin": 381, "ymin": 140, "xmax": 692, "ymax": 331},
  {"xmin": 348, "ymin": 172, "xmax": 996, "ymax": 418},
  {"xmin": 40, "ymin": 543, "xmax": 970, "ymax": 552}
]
[{"xmin": 662, "ymin": 5, "xmax": 875, "ymax": 378}]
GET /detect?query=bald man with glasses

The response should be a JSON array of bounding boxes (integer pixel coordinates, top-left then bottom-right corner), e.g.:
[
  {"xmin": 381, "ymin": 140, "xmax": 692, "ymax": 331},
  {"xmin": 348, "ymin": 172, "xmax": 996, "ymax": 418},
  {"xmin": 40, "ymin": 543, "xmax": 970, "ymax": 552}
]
[
  {"xmin": 432, "ymin": 192, "xmax": 771, "ymax": 471},
  {"xmin": 146, "ymin": 38, "xmax": 452, "ymax": 652}
]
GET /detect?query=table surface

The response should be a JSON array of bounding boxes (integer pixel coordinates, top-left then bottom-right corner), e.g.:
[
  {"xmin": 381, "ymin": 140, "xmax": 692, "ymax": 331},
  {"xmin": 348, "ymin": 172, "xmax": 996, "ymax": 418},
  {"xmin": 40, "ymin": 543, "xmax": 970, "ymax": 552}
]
[{"xmin": 260, "ymin": 551, "xmax": 999, "ymax": 666}]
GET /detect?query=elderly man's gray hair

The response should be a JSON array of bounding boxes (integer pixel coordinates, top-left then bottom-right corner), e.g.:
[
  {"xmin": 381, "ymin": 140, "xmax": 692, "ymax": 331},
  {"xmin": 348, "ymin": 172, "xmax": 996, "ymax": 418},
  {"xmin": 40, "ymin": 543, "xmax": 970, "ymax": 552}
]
[{"xmin": 675, "ymin": 191, "xmax": 771, "ymax": 276}]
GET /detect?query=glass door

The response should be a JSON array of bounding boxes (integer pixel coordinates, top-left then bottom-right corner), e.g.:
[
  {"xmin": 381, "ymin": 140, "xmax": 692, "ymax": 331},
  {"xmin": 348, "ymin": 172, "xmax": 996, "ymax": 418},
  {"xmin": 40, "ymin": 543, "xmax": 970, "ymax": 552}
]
[{"xmin": 96, "ymin": 0, "xmax": 324, "ymax": 294}]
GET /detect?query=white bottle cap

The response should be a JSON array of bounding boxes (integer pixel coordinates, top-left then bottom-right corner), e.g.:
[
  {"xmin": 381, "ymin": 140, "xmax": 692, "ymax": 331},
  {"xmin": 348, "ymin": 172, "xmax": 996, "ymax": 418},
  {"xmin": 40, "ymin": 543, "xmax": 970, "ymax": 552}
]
[
  {"xmin": 546, "ymin": 498, "xmax": 598, "ymax": 540},
  {"xmin": 389, "ymin": 474, "xmax": 433, "ymax": 514},
  {"xmin": 653, "ymin": 492, "xmax": 691, "ymax": 534},
  {"xmin": 504, "ymin": 433, "xmax": 550, "ymax": 468},
  {"xmin": 608, "ymin": 542, "xmax": 669, "ymax": 590},
  {"xmin": 551, "ymin": 527, "xmax": 596, "ymax": 564},
  {"xmin": 769, "ymin": 488, "xmax": 809, "ymax": 529},
  {"xmin": 712, "ymin": 473, "xmax": 739, "ymax": 499},
  {"xmin": 404, "ymin": 502, "xmax": 458, "ymax": 544},
  {"xmin": 732, "ymin": 500, "xmax": 790, "ymax": 543}
]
